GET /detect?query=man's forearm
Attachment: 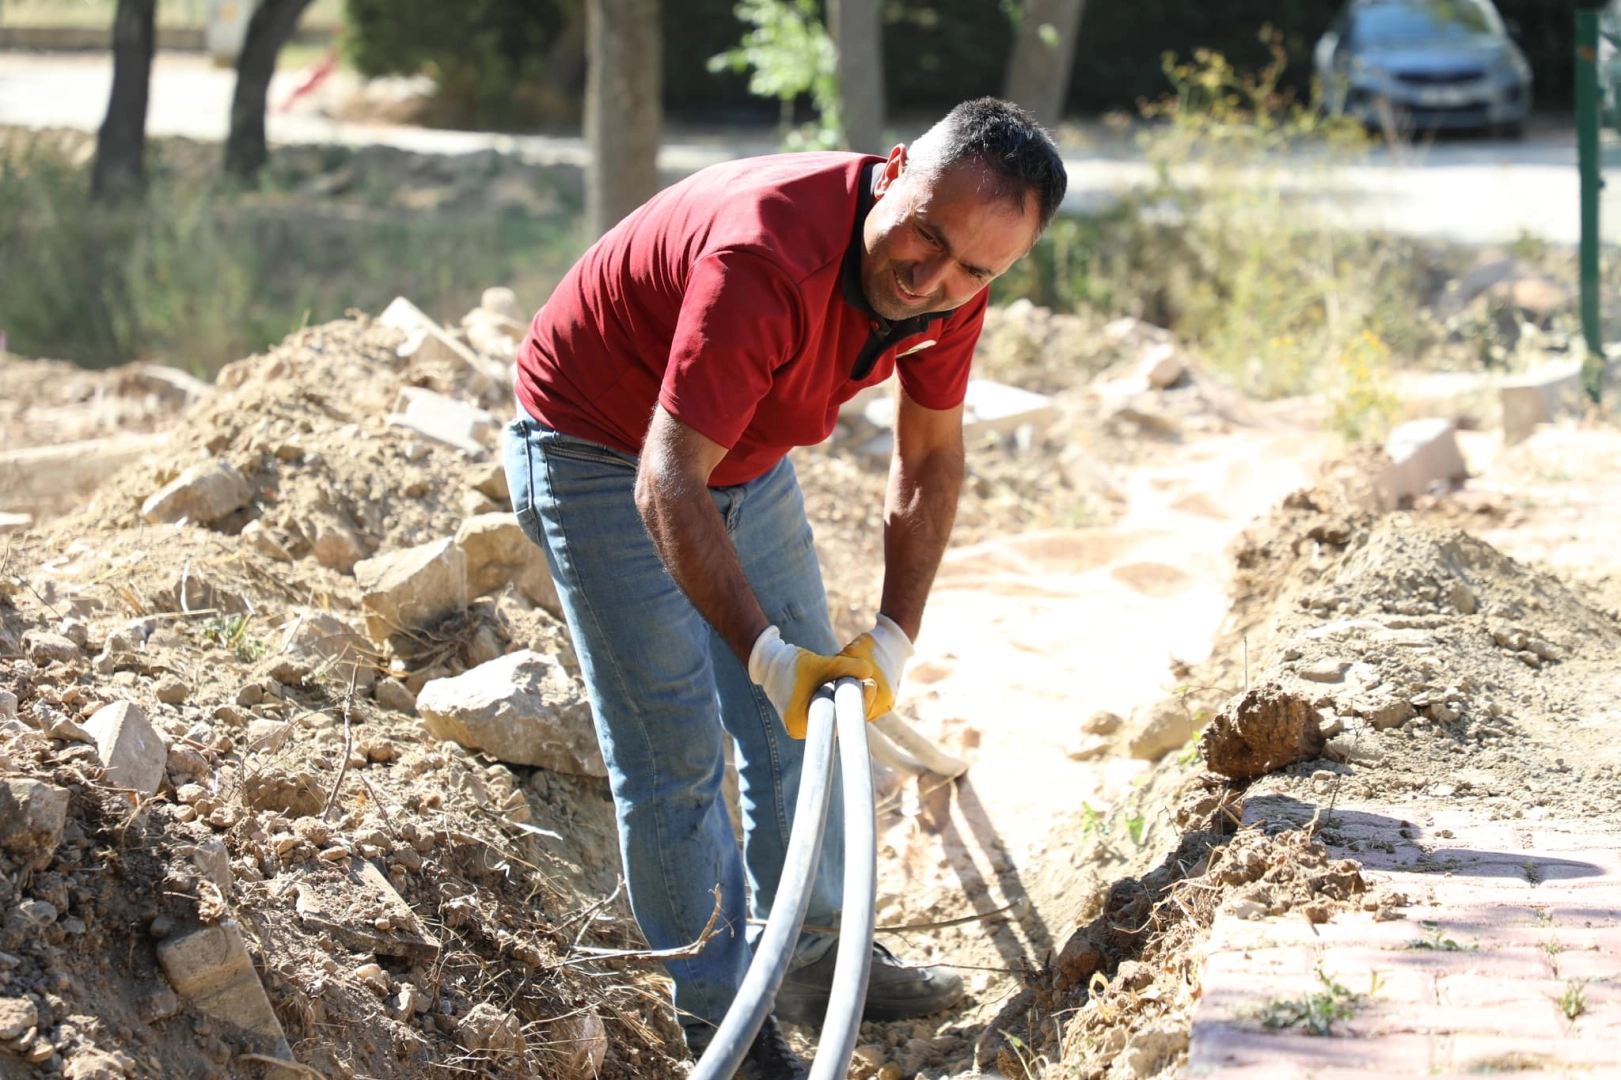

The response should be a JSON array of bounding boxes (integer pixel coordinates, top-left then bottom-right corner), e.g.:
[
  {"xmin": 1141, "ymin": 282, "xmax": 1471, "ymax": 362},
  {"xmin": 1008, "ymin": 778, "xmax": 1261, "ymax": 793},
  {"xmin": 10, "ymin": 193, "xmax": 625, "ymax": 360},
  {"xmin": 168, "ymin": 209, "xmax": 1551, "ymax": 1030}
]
[
  {"xmin": 879, "ymin": 444, "xmax": 964, "ymax": 642},
  {"xmin": 635, "ymin": 453, "xmax": 770, "ymax": 664}
]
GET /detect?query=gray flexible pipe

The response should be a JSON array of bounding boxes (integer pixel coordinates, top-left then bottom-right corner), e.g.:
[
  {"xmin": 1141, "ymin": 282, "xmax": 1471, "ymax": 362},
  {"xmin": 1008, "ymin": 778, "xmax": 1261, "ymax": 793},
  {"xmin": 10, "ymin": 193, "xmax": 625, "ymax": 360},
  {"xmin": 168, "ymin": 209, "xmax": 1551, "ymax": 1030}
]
[
  {"xmin": 808, "ymin": 678, "xmax": 878, "ymax": 1080},
  {"xmin": 689, "ymin": 687, "xmax": 838, "ymax": 1080}
]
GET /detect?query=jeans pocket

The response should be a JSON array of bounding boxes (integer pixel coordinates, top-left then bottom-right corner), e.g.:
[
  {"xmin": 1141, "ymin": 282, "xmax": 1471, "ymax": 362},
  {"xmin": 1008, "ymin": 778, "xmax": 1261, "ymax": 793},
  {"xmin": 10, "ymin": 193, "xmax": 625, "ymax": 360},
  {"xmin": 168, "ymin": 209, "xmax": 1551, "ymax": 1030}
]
[{"xmin": 503, "ymin": 422, "xmax": 545, "ymax": 548}]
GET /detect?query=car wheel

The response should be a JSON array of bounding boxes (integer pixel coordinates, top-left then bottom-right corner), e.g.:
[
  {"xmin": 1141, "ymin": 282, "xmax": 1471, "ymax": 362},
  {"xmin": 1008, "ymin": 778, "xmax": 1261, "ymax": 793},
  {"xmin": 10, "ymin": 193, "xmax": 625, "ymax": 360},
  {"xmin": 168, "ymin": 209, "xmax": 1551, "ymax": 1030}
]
[{"xmin": 1493, "ymin": 120, "xmax": 1525, "ymax": 141}]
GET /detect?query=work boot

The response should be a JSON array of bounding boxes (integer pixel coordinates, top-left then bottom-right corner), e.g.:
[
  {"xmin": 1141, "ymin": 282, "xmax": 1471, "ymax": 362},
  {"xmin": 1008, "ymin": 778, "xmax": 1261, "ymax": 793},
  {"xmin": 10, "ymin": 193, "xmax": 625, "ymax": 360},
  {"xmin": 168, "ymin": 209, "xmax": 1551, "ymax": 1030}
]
[
  {"xmin": 736, "ymin": 1015, "xmax": 809, "ymax": 1080},
  {"xmin": 688, "ymin": 1015, "xmax": 809, "ymax": 1080},
  {"xmin": 774, "ymin": 941, "xmax": 965, "ymax": 1026}
]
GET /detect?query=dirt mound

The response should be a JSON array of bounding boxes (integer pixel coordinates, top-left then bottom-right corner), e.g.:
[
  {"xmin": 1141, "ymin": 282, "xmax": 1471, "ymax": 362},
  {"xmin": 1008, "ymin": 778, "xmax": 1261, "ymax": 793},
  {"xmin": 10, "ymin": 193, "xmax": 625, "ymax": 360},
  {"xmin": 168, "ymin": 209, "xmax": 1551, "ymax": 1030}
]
[{"xmin": 0, "ymin": 314, "xmax": 698, "ymax": 1078}]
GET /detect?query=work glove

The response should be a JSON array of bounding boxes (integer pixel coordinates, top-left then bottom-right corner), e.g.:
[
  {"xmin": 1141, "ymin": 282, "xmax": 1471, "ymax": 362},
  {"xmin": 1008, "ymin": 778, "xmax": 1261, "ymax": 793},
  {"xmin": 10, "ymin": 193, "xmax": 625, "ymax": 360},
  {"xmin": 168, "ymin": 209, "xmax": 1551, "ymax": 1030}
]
[
  {"xmin": 838, "ymin": 614, "xmax": 914, "ymax": 722},
  {"xmin": 749, "ymin": 625, "xmax": 875, "ymax": 739}
]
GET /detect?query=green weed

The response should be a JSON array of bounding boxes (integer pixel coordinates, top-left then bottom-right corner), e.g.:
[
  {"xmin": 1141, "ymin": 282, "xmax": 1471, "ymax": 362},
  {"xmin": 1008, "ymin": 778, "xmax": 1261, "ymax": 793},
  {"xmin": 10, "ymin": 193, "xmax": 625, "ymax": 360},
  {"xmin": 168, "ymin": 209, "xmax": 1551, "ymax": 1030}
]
[
  {"xmin": 1257, "ymin": 966, "xmax": 1376, "ymax": 1036},
  {"xmin": 1408, "ymin": 921, "xmax": 1470, "ymax": 952},
  {"xmin": 1557, "ymin": 980, "xmax": 1587, "ymax": 1021},
  {"xmin": 203, "ymin": 613, "xmax": 268, "ymax": 663}
]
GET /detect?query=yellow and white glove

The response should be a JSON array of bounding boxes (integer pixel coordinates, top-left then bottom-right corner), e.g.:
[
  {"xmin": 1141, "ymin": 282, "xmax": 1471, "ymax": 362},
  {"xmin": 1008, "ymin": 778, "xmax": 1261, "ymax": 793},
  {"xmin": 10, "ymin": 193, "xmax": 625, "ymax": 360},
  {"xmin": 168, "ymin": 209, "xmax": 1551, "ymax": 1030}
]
[
  {"xmin": 749, "ymin": 626, "xmax": 875, "ymax": 739},
  {"xmin": 838, "ymin": 614, "xmax": 914, "ymax": 721}
]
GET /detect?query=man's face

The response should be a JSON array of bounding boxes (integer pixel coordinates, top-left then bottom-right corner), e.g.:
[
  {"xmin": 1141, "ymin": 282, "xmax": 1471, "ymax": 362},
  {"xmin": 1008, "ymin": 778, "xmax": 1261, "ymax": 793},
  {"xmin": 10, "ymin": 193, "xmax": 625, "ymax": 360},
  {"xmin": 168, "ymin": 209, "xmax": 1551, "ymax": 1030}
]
[{"xmin": 859, "ymin": 147, "xmax": 1040, "ymax": 323}]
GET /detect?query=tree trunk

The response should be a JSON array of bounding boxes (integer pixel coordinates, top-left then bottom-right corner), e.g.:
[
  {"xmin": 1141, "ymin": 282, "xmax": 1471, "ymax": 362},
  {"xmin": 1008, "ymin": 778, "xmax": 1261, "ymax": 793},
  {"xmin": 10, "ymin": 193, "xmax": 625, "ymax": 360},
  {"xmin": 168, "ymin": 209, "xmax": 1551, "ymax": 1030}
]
[
  {"xmin": 1002, "ymin": 0, "xmax": 1085, "ymax": 130},
  {"xmin": 585, "ymin": 0, "xmax": 661, "ymax": 238},
  {"xmin": 829, "ymin": 0, "xmax": 885, "ymax": 153},
  {"xmin": 91, "ymin": 0, "xmax": 157, "ymax": 201},
  {"xmin": 224, "ymin": 0, "xmax": 316, "ymax": 181}
]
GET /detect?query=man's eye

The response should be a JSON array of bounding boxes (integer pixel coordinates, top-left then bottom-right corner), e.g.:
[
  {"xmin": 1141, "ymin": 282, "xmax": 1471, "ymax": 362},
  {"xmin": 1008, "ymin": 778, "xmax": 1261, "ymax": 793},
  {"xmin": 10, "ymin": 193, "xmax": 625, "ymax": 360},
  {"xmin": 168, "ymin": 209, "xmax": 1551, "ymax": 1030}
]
[{"xmin": 916, "ymin": 225, "xmax": 937, "ymax": 245}]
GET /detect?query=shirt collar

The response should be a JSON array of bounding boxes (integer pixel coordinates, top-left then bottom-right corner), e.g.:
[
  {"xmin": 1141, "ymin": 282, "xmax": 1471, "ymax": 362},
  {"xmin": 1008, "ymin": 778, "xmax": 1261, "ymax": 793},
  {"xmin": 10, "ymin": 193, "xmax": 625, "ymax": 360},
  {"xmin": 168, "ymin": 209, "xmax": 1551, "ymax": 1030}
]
[{"xmin": 840, "ymin": 161, "xmax": 954, "ymax": 341}]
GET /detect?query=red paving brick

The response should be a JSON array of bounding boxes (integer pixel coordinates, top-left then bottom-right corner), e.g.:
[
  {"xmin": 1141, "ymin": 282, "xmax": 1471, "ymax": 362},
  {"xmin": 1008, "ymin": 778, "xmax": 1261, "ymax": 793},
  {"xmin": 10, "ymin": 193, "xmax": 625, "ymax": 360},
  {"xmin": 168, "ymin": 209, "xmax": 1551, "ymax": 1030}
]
[{"xmin": 1186, "ymin": 802, "xmax": 1621, "ymax": 1077}]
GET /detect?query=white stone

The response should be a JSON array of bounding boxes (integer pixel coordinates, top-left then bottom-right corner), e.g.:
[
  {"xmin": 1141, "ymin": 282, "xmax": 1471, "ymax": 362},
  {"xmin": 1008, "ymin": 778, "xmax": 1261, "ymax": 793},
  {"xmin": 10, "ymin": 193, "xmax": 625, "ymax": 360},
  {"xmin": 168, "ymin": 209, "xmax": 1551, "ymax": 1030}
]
[
  {"xmin": 416, "ymin": 650, "xmax": 604, "ymax": 775},
  {"xmin": 307, "ymin": 513, "xmax": 365, "ymax": 574},
  {"xmin": 0, "ymin": 512, "xmax": 32, "ymax": 534},
  {"xmin": 156, "ymin": 921, "xmax": 293, "ymax": 1056},
  {"xmin": 387, "ymin": 387, "xmax": 497, "ymax": 455},
  {"xmin": 0, "ymin": 690, "xmax": 14, "ymax": 721},
  {"xmin": 1375, "ymin": 418, "xmax": 1467, "ymax": 508},
  {"xmin": 83, "ymin": 701, "xmax": 167, "ymax": 798},
  {"xmin": 0, "ymin": 778, "xmax": 69, "ymax": 870},
  {"xmin": 453, "ymin": 513, "xmax": 560, "ymax": 616},
  {"xmin": 961, "ymin": 380, "xmax": 1058, "ymax": 442},
  {"xmin": 274, "ymin": 609, "xmax": 376, "ymax": 690},
  {"xmin": 1500, "ymin": 361, "xmax": 1587, "ymax": 446},
  {"xmin": 479, "ymin": 286, "xmax": 525, "ymax": 323},
  {"xmin": 1138, "ymin": 341, "xmax": 1188, "ymax": 389},
  {"xmin": 141, "ymin": 459, "xmax": 252, "ymax": 525},
  {"xmin": 354, "ymin": 539, "xmax": 468, "ymax": 644}
]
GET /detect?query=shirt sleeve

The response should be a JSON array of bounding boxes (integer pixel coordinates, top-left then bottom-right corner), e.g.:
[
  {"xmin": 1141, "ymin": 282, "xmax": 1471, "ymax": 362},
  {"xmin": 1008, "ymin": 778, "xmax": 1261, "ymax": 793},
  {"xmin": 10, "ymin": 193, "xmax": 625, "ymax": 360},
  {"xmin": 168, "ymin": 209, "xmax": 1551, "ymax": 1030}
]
[
  {"xmin": 895, "ymin": 289, "xmax": 987, "ymax": 411},
  {"xmin": 659, "ymin": 250, "xmax": 805, "ymax": 449}
]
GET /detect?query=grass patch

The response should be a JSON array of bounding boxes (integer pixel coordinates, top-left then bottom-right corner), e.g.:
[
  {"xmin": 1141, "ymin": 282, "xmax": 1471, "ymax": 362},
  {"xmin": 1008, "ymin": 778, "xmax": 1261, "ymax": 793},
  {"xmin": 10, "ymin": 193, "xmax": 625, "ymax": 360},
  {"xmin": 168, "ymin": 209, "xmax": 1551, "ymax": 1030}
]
[
  {"xmin": 0, "ymin": 129, "xmax": 583, "ymax": 373},
  {"xmin": 1257, "ymin": 966, "xmax": 1376, "ymax": 1036},
  {"xmin": 1556, "ymin": 980, "xmax": 1587, "ymax": 1022},
  {"xmin": 1408, "ymin": 921, "xmax": 1471, "ymax": 952}
]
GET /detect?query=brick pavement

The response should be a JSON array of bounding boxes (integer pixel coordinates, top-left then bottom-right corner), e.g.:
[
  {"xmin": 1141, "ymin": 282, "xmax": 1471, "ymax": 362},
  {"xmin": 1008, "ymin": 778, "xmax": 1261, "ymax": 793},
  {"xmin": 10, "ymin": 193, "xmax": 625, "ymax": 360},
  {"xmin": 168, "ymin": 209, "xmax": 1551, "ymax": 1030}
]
[{"xmin": 1184, "ymin": 790, "xmax": 1621, "ymax": 1078}]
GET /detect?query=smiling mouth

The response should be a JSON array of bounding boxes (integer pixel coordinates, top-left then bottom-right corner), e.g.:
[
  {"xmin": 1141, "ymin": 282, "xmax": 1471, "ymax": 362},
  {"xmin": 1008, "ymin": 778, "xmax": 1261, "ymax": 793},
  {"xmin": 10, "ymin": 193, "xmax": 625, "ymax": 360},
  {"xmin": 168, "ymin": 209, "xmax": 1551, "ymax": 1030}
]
[{"xmin": 894, "ymin": 271, "xmax": 927, "ymax": 304}]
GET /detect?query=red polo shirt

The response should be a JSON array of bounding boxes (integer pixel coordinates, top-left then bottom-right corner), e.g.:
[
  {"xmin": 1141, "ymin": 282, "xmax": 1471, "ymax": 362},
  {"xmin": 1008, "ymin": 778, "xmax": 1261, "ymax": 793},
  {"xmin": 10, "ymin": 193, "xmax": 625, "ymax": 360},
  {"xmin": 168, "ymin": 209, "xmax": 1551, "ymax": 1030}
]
[{"xmin": 515, "ymin": 152, "xmax": 986, "ymax": 487}]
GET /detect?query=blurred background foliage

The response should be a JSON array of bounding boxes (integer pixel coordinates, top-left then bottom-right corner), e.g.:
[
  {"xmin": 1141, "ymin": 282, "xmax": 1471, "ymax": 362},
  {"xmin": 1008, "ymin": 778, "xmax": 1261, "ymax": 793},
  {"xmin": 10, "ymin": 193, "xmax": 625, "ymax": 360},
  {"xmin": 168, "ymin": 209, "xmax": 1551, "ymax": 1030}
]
[{"xmin": 340, "ymin": 0, "xmax": 1579, "ymax": 129}]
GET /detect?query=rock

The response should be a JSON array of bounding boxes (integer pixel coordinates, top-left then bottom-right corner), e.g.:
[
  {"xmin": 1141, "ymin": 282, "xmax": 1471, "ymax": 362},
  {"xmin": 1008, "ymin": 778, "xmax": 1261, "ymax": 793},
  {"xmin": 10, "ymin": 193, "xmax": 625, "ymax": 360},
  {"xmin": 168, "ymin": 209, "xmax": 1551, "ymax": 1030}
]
[
  {"xmin": 246, "ymin": 718, "xmax": 292, "ymax": 755},
  {"xmin": 468, "ymin": 461, "xmax": 510, "ymax": 502},
  {"xmin": 468, "ymin": 624, "xmax": 503, "ymax": 666},
  {"xmin": 353, "ymin": 962, "xmax": 390, "ymax": 996},
  {"xmin": 274, "ymin": 608, "xmax": 376, "ymax": 690},
  {"xmin": 139, "ymin": 986, "xmax": 180, "ymax": 1023},
  {"xmin": 141, "ymin": 459, "xmax": 252, "ymax": 525},
  {"xmin": 1298, "ymin": 659, "xmax": 1351, "ymax": 683},
  {"xmin": 1126, "ymin": 698, "xmax": 1200, "ymax": 761},
  {"xmin": 56, "ymin": 618, "xmax": 89, "ymax": 647},
  {"xmin": 0, "ymin": 691, "xmax": 13, "ymax": 721},
  {"xmin": 295, "ymin": 859, "xmax": 440, "ymax": 962},
  {"xmin": 156, "ymin": 921, "xmax": 293, "ymax": 1057},
  {"xmin": 0, "ymin": 996, "xmax": 37, "ymax": 1040},
  {"xmin": 83, "ymin": 702, "xmax": 167, "ymax": 798},
  {"xmin": 961, "ymin": 380, "xmax": 1057, "ymax": 443},
  {"xmin": 354, "ymin": 539, "xmax": 468, "ymax": 644},
  {"xmin": 1122, "ymin": 1023, "xmax": 1188, "ymax": 1078},
  {"xmin": 554, "ymin": 1009, "xmax": 607, "ymax": 1080},
  {"xmin": 1065, "ymin": 734, "xmax": 1110, "ymax": 761},
  {"xmin": 1201, "ymin": 684, "xmax": 1326, "ymax": 780},
  {"xmin": 1501, "ymin": 361, "xmax": 1586, "ymax": 446},
  {"xmin": 62, "ymin": 1044, "xmax": 126, "ymax": 1070},
  {"xmin": 190, "ymin": 839, "xmax": 233, "ymax": 893},
  {"xmin": 166, "ymin": 744, "xmax": 210, "ymax": 780},
  {"xmin": 462, "ymin": 308, "xmax": 521, "ymax": 362},
  {"xmin": 308, "ymin": 514, "xmax": 366, "ymax": 574},
  {"xmin": 243, "ymin": 768, "xmax": 326, "ymax": 818},
  {"xmin": 480, "ymin": 286, "xmax": 525, "ymax": 324},
  {"xmin": 153, "ymin": 674, "xmax": 191, "ymax": 704},
  {"xmin": 1375, "ymin": 418, "xmax": 1468, "ymax": 508},
  {"xmin": 416, "ymin": 650, "xmax": 605, "ymax": 775},
  {"xmin": 1138, "ymin": 341, "xmax": 1188, "ymax": 389},
  {"xmin": 453, "ymin": 513, "xmax": 560, "ymax": 615},
  {"xmin": 387, "ymin": 387, "xmax": 497, "ymax": 455},
  {"xmin": 1082, "ymin": 710, "xmax": 1123, "ymax": 735},
  {"xmin": 456, "ymin": 1002, "xmax": 526, "ymax": 1054},
  {"xmin": 24, "ymin": 631, "xmax": 81, "ymax": 666},
  {"xmin": 461, "ymin": 489, "xmax": 500, "ymax": 518},
  {"xmin": 0, "ymin": 512, "xmax": 33, "ymax": 534},
  {"xmin": 374, "ymin": 677, "xmax": 417, "ymax": 715},
  {"xmin": 240, "ymin": 520, "xmax": 293, "ymax": 563}
]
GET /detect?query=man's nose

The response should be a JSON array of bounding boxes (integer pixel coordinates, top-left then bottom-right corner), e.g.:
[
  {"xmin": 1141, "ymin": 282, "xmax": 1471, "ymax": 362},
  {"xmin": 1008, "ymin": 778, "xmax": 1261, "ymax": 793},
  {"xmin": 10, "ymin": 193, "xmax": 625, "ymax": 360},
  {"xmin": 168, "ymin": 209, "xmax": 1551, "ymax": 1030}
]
[{"xmin": 912, "ymin": 255, "xmax": 952, "ymax": 295}]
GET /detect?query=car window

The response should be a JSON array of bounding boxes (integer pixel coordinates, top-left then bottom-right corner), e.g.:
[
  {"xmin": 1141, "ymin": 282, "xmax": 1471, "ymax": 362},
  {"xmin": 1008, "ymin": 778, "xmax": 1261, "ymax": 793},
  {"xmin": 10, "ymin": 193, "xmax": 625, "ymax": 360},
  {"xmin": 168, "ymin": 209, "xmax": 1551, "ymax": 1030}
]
[{"xmin": 1351, "ymin": 1, "xmax": 1503, "ymax": 47}]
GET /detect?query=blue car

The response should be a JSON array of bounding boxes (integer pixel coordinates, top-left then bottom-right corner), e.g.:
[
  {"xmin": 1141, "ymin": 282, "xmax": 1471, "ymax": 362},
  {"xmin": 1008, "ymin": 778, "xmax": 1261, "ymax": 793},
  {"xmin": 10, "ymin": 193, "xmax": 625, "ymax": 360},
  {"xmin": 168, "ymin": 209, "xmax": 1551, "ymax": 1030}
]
[{"xmin": 1314, "ymin": 0, "xmax": 1533, "ymax": 137}]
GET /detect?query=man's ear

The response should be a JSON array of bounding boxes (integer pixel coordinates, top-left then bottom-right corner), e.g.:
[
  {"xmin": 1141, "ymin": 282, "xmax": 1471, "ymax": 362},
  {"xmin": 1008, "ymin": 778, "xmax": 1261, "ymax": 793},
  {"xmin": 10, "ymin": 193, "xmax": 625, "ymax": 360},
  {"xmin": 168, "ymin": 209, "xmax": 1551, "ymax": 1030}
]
[{"xmin": 872, "ymin": 144, "xmax": 908, "ymax": 200}]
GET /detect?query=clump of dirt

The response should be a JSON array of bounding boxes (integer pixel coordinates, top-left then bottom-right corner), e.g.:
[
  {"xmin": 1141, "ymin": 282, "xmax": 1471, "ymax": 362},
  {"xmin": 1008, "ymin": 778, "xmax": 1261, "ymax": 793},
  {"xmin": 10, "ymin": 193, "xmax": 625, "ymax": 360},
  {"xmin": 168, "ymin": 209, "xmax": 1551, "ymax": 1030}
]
[{"xmin": 1201, "ymin": 684, "xmax": 1325, "ymax": 780}]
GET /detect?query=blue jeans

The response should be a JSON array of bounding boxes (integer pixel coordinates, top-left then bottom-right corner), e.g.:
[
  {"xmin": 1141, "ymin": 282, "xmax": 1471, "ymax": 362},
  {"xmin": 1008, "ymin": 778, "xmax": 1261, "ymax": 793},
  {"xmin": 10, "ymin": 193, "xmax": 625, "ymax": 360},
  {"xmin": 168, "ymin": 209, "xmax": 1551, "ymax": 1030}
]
[{"xmin": 503, "ymin": 415, "xmax": 844, "ymax": 1039}]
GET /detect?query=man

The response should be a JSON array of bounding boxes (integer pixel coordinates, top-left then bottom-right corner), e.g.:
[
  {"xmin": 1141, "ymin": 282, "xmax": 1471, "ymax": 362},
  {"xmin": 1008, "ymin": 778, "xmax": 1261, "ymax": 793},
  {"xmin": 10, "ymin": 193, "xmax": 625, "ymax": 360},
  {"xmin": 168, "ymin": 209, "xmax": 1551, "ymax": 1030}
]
[{"xmin": 504, "ymin": 98, "xmax": 1066, "ymax": 1078}]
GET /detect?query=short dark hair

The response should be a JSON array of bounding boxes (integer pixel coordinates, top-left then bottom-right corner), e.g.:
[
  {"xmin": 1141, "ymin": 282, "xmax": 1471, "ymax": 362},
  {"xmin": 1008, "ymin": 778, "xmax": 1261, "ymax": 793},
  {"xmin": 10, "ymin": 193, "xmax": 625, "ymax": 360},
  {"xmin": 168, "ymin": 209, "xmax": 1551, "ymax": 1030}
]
[{"xmin": 908, "ymin": 98, "xmax": 1068, "ymax": 233}]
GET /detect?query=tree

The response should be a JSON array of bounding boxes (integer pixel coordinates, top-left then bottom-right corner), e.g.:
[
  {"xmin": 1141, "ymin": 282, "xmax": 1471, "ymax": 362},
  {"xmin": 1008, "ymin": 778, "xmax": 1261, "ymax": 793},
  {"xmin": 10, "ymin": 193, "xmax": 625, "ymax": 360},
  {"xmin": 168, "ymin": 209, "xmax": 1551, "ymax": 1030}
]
[
  {"xmin": 92, "ymin": 0, "xmax": 156, "ymax": 200},
  {"xmin": 225, "ymin": 0, "xmax": 317, "ymax": 181},
  {"xmin": 1002, "ymin": 0, "xmax": 1085, "ymax": 130},
  {"xmin": 585, "ymin": 0, "xmax": 661, "ymax": 237},
  {"xmin": 829, "ymin": 0, "xmax": 884, "ymax": 152}
]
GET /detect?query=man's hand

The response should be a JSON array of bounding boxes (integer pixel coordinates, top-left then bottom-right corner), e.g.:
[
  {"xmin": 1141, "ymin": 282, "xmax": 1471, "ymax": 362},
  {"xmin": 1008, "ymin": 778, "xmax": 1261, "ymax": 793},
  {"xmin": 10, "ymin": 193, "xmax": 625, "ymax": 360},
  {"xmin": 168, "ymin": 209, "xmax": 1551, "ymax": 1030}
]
[
  {"xmin": 749, "ymin": 626, "xmax": 874, "ymax": 738},
  {"xmin": 839, "ymin": 615, "xmax": 914, "ymax": 721}
]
